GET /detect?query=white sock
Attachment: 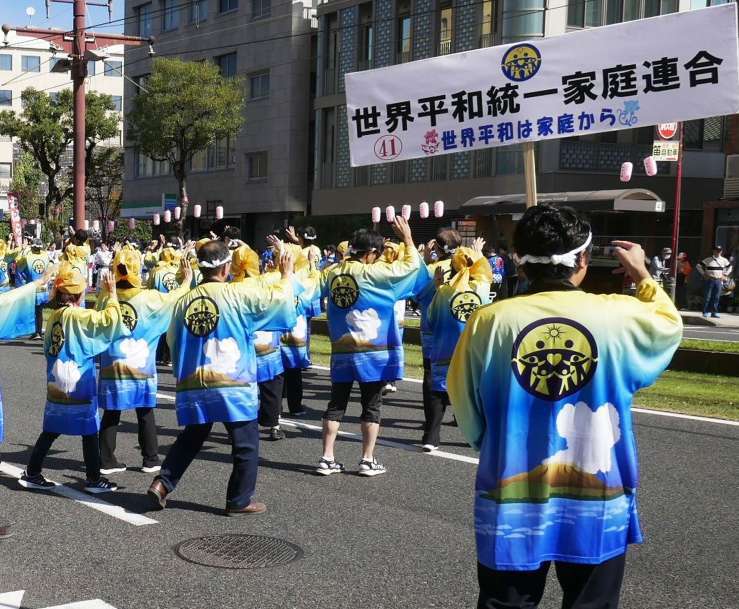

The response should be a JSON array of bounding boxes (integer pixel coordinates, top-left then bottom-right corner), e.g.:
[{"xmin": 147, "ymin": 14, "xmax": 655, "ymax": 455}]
[{"xmin": 321, "ymin": 455, "xmax": 334, "ymax": 462}]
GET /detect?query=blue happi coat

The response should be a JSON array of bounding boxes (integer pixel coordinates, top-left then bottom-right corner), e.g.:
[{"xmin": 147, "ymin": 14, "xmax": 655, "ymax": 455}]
[
  {"xmin": 97, "ymin": 283, "xmax": 189, "ymax": 410},
  {"xmin": 0, "ymin": 283, "xmax": 40, "ymax": 441},
  {"xmin": 320, "ymin": 246, "xmax": 420, "ymax": 383},
  {"xmin": 167, "ymin": 278, "xmax": 296, "ymax": 426},
  {"xmin": 448, "ymin": 279, "xmax": 682, "ymax": 570},
  {"xmin": 43, "ymin": 299, "xmax": 129, "ymax": 435}
]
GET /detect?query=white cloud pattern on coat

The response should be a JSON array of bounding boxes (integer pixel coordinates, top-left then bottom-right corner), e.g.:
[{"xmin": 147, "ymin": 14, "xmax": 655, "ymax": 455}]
[
  {"xmin": 119, "ymin": 338, "xmax": 149, "ymax": 369},
  {"xmin": 203, "ymin": 338, "xmax": 240, "ymax": 375},
  {"xmin": 51, "ymin": 359, "xmax": 81, "ymax": 395},
  {"xmin": 345, "ymin": 308, "xmax": 381, "ymax": 342},
  {"xmin": 544, "ymin": 401, "xmax": 621, "ymax": 474}
]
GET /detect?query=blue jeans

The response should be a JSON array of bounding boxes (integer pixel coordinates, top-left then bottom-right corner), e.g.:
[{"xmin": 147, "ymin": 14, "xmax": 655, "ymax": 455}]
[
  {"xmin": 703, "ymin": 279, "xmax": 723, "ymax": 315},
  {"xmin": 158, "ymin": 419, "xmax": 259, "ymax": 509}
]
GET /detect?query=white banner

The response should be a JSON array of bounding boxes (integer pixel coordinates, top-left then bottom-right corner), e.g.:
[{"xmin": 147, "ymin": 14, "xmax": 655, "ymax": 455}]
[{"xmin": 346, "ymin": 4, "xmax": 739, "ymax": 167}]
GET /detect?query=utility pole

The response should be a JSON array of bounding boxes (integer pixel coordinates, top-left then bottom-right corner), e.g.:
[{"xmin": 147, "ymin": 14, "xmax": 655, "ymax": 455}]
[
  {"xmin": 669, "ymin": 122, "xmax": 685, "ymax": 302},
  {"xmin": 2, "ymin": 1, "xmax": 150, "ymax": 230}
]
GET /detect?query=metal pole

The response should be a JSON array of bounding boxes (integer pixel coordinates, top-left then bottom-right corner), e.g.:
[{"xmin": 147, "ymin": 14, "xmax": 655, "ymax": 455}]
[
  {"xmin": 72, "ymin": 0, "xmax": 87, "ymax": 231},
  {"xmin": 669, "ymin": 122, "xmax": 684, "ymax": 301}
]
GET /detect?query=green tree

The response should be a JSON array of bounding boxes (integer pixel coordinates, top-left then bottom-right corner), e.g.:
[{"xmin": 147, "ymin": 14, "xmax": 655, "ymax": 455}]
[
  {"xmin": 87, "ymin": 146, "xmax": 123, "ymax": 241},
  {"xmin": 0, "ymin": 88, "xmax": 120, "ymax": 224},
  {"xmin": 126, "ymin": 57, "xmax": 244, "ymax": 232},
  {"xmin": 9, "ymin": 151, "xmax": 44, "ymax": 220}
]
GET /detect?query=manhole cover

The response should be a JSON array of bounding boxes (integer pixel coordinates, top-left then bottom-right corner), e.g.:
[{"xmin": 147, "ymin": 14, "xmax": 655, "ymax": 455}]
[{"xmin": 175, "ymin": 534, "xmax": 303, "ymax": 569}]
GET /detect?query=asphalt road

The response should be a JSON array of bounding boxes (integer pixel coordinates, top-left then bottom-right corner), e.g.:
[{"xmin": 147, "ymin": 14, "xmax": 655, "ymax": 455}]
[{"xmin": 0, "ymin": 341, "xmax": 737, "ymax": 609}]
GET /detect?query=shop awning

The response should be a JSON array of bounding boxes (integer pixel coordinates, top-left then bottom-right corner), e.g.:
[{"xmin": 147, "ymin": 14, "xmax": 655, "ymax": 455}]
[{"xmin": 461, "ymin": 189, "xmax": 666, "ymax": 215}]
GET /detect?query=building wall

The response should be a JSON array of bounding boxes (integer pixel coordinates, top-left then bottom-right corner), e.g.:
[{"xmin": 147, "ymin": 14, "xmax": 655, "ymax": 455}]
[
  {"xmin": 0, "ymin": 32, "xmax": 124, "ymax": 211},
  {"xmin": 123, "ymin": 0, "xmax": 315, "ymax": 238}
]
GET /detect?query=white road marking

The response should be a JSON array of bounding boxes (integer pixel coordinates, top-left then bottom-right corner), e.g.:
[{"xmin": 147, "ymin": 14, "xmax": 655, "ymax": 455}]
[
  {"xmin": 0, "ymin": 590, "xmax": 25, "ymax": 609},
  {"xmin": 0, "ymin": 592, "xmax": 119, "ymax": 609},
  {"xmin": 632, "ymin": 407, "xmax": 739, "ymax": 426},
  {"xmin": 43, "ymin": 601, "xmax": 118, "ymax": 609},
  {"xmin": 279, "ymin": 418, "xmax": 481, "ymax": 464},
  {"xmin": 0, "ymin": 463, "xmax": 158, "ymax": 527}
]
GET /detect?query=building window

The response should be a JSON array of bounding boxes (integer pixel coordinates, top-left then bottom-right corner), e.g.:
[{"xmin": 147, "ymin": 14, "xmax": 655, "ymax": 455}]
[
  {"xmin": 220, "ymin": 0, "xmax": 239, "ymax": 12},
  {"xmin": 0, "ymin": 90, "xmax": 11, "ymax": 106},
  {"xmin": 216, "ymin": 52, "xmax": 237, "ymax": 78},
  {"xmin": 358, "ymin": 3, "xmax": 373, "ymax": 68},
  {"xmin": 137, "ymin": 2, "xmax": 153, "ymax": 36},
  {"xmin": 252, "ymin": 0, "xmax": 271, "ymax": 20},
  {"xmin": 190, "ymin": 0, "xmax": 208, "ymax": 23},
  {"xmin": 248, "ymin": 70, "xmax": 270, "ymax": 99},
  {"xmin": 191, "ymin": 137, "xmax": 232, "ymax": 172},
  {"xmin": 480, "ymin": 0, "xmax": 494, "ymax": 47},
  {"xmin": 0, "ymin": 54, "xmax": 12, "ymax": 71},
  {"xmin": 0, "ymin": 163, "xmax": 11, "ymax": 180},
  {"xmin": 88, "ymin": 60, "xmax": 97, "ymax": 76},
  {"xmin": 134, "ymin": 150, "xmax": 170, "ymax": 178},
  {"xmin": 133, "ymin": 74, "xmax": 150, "ymax": 96},
  {"xmin": 246, "ymin": 151, "xmax": 268, "ymax": 181},
  {"xmin": 162, "ymin": 0, "xmax": 179, "ymax": 31},
  {"xmin": 569, "ymin": 0, "xmax": 680, "ymax": 27},
  {"xmin": 397, "ymin": 0, "xmax": 412, "ymax": 63},
  {"xmin": 439, "ymin": 3, "xmax": 453, "ymax": 55},
  {"xmin": 104, "ymin": 60, "xmax": 123, "ymax": 77},
  {"xmin": 21, "ymin": 55, "xmax": 41, "ymax": 72},
  {"xmin": 112, "ymin": 96, "xmax": 123, "ymax": 112},
  {"xmin": 691, "ymin": 0, "xmax": 733, "ymax": 7}
]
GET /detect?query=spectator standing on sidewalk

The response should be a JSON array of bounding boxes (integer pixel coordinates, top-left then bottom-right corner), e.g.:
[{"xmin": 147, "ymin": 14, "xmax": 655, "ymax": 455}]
[{"xmin": 698, "ymin": 245, "xmax": 732, "ymax": 318}]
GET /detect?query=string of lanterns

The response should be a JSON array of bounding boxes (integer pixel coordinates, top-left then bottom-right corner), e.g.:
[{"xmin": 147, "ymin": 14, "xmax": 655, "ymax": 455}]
[
  {"xmin": 620, "ymin": 156, "xmax": 658, "ymax": 182},
  {"xmin": 371, "ymin": 200, "xmax": 445, "ymax": 224}
]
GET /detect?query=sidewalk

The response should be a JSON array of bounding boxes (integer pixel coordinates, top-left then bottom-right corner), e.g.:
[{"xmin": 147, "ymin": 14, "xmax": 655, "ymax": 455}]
[{"xmin": 680, "ymin": 310, "xmax": 739, "ymax": 329}]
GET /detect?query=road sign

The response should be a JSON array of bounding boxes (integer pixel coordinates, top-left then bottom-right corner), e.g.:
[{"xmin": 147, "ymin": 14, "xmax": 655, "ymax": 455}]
[{"xmin": 653, "ymin": 122, "xmax": 681, "ymax": 161}]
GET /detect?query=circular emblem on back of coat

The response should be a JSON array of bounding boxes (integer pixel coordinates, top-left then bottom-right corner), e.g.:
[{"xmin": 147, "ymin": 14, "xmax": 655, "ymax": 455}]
[
  {"xmin": 330, "ymin": 274, "xmax": 359, "ymax": 309},
  {"xmin": 450, "ymin": 290, "xmax": 483, "ymax": 322},
  {"xmin": 120, "ymin": 301, "xmax": 138, "ymax": 332},
  {"xmin": 32, "ymin": 258, "xmax": 47, "ymax": 275},
  {"xmin": 0, "ymin": 260, "xmax": 7, "ymax": 273},
  {"xmin": 511, "ymin": 317, "xmax": 598, "ymax": 400},
  {"xmin": 162, "ymin": 272, "xmax": 178, "ymax": 292},
  {"xmin": 184, "ymin": 296, "xmax": 220, "ymax": 337},
  {"xmin": 48, "ymin": 321, "xmax": 65, "ymax": 357}
]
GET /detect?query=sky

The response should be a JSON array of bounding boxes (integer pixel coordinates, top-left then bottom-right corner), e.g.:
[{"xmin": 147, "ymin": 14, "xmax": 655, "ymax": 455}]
[{"xmin": 0, "ymin": 0, "xmax": 124, "ymax": 33}]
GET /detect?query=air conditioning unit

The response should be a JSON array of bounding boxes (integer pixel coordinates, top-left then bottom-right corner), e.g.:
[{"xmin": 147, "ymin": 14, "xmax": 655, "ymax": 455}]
[{"xmin": 723, "ymin": 154, "xmax": 739, "ymax": 199}]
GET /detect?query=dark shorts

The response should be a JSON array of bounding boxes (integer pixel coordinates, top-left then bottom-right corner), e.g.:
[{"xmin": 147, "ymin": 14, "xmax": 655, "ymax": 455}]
[{"xmin": 323, "ymin": 381, "xmax": 384, "ymax": 424}]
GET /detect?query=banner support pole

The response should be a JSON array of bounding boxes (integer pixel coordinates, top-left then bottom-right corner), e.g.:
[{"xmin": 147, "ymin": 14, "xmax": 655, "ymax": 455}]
[{"xmin": 523, "ymin": 142, "xmax": 537, "ymax": 208}]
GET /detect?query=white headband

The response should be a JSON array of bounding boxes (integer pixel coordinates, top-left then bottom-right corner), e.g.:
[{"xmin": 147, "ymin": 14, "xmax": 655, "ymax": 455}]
[
  {"xmin": 514, "ymin": 232, "xmax": 592, "ymax": 268},
  {"xmin": 349, "ymin": 246, "xmax": 377, "ymax": 255},
  {"xmin": 198, "ymin": 253, "xmax": 232, "ymax": 269},
  {"xmin": 303, "ymin": 234, "xmax": 317, "ymax": 241}
]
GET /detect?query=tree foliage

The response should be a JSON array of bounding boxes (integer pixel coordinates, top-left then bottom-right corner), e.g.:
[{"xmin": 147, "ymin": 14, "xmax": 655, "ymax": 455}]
[
  {"xmin": 126, "ymin": 57, "xmax": 245, "ymax": 231},
  {"xmin": 0, "ymin": 88, "xmax": 119, "ymax": 222},
  {"xmin": 9, "ymin": 151, "xmax": 44, "ymax": 220}
]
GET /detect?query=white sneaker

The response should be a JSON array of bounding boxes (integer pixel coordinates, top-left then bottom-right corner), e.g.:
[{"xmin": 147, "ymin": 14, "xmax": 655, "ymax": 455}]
[
  {"xmin": 99, "ymin": 463, "xmax": 127, "ymax": 475},
  {"xmin": 315, "ymin": 458, "xmax": 345, "ymax": 476},
  {"xmin": 358, "ymin": 458, "xmax": 386, "ymax": 477},
  {"xmin": 381, "ymin": 383, "xmax": 398, "ymax": 396},
  {"xmin": 421, "ymin": 444, "xmax": 439, "ymax": 452},
  {"xmin": 141, "ymin": 464, "xmax": 161, "ymax": 474}
]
